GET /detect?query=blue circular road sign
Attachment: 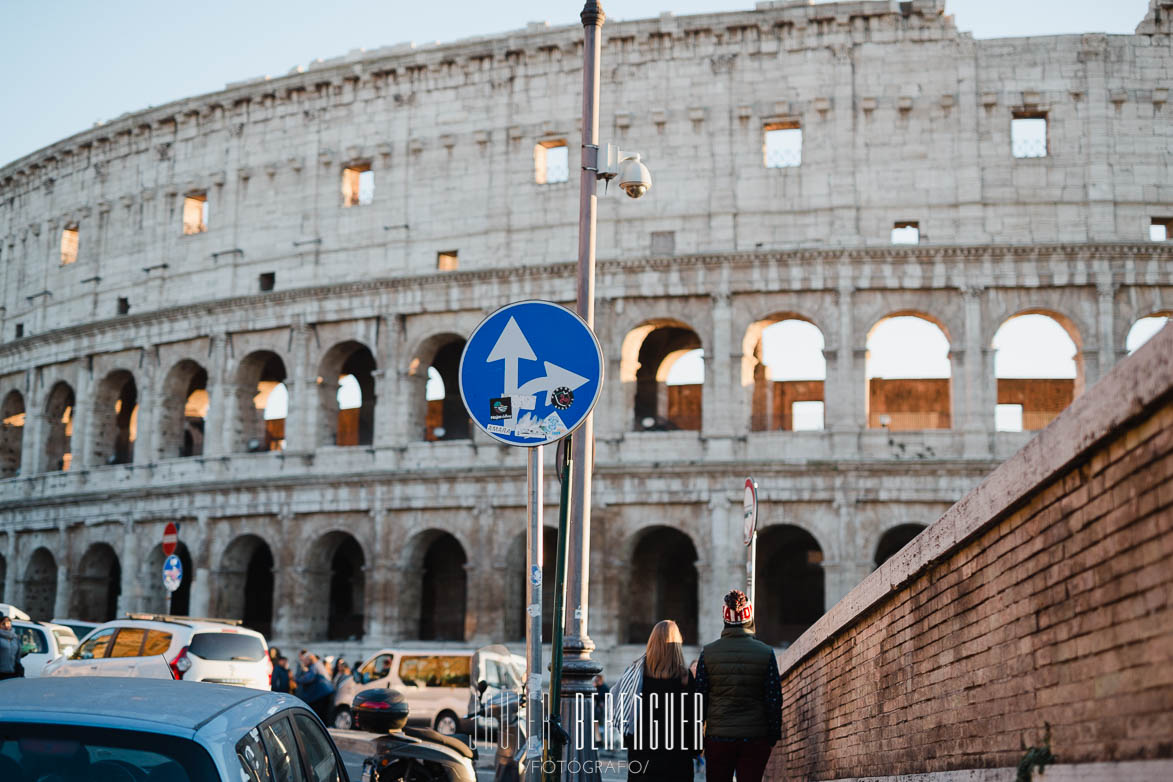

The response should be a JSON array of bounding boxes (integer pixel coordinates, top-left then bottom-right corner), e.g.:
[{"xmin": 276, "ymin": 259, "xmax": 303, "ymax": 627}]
[
  {"xmin": 459, "ymin": 300, "xmax": 604, "ymax": 447},
  {"xmin": 162, "ymin": 554, "xmax": 183, "ymax": 593}
]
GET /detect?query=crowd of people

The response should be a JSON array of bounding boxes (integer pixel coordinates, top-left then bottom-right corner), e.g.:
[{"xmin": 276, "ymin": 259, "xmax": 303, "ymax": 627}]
[{"xmin": 268, "ymin": 646, "xmax": 352, "ymax": 723}]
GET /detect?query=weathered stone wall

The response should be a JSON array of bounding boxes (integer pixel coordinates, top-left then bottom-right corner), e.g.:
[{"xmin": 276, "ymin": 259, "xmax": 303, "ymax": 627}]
[
  {"xmin": 0, "ymin": 0, "xmax": 1169, "ymax": 670},
  {"xmin": 765, "ymin": 323, "xmax": 1173, "ymax": 780}
]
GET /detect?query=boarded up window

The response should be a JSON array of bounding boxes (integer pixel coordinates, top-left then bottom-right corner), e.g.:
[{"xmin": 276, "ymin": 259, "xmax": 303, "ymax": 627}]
[
  {"xmin": 534, "ymin": 140, "xmax": 569, "ymax": 184},
  {"xmin": 1011, "ymin": 111, "xmax": 1048, "ymax": 158},
  {"xmin": 764, "ymin": 121, "xmax": 802, "ymax": 168}
]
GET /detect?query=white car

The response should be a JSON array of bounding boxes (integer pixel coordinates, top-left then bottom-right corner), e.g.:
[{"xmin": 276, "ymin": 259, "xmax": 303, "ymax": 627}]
[
  {"xmin": 11, "ymin": 620, "xmax": 79, "ymax": 677},
  {"xmin": 0, "ymin": 677, "xmax": 349, "ymax": 781},
  {"xmin": 42, "ymin": 614, "xmax": 272, "ymax": 689},
  {"xmin": 0, "ymin": 603, "xmax": 30, "ymax": 620}
]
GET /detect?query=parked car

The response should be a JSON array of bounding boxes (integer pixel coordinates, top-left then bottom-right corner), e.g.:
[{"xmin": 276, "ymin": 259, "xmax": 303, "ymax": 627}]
[
  {"xmin": 51, "ymin": 617, "xmax": 101, "ymax": 640},
  {"xmin": 331, "ymin": 647, "xmax": 523, "ymax": 734},
  {"xmin": 42, "ymin": 614, "xmax": 272, "ymax": 689},
  {"xmin": 0, "ymin": 677, "xmax": 349, "ymax": 781},
  {"xmin": 0, "ymin": 603, "xmax": 30, "ymax": 620},
  {"xmin": 11, "ymin": 620, "xmax": 78, "ymax": 677}
]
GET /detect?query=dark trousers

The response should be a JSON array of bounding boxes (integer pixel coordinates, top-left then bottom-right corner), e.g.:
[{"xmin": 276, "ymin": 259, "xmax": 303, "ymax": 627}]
[{"xmin": 703, "ymin": 738, "xmax": 773, "ymax": 782}]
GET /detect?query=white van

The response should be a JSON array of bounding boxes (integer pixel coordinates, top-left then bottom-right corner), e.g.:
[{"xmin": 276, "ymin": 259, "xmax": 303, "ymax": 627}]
[
  {"xmin": 11, "ymin": 620, "xmax": 79, "ymax": 677},
  {"xmin": 331, "ymin": 647, "xmax": 522, "ymax": 733}
]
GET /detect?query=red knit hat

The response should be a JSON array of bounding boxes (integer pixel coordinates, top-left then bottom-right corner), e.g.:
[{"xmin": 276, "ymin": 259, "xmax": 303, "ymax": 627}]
[{"xmin": 723, "ymin": 589, "xmax": 753, "ymax": 625}]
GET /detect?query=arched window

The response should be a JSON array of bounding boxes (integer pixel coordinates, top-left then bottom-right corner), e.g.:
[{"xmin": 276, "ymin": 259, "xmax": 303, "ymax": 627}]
[
  {"xmin": 219, "ymin": 535, "xmax": 275, "ymax": 638},
  {"xmin": 418, "ymin": 532, "xmax": 467, "ymax": 640},
  {"xmin": 1, "ymin": 390, "xmax": 25, "ymax": 477},
  {"xmin": 159, "ymin": 360, "xmax": 207, "ymax": 459},
  {"xmin": 755, "ymin": 525, "xmax": 824, "ymax": 647},
  {"xmin": 874, "ymin": 524, "xmax": 927, "ymax": 568},
  {"xmin": 992, "ymin": 313, "xmax": 1079, "ymax": 432},
  {"xmin": 43, "ymin": 382, "xmax": 75, "ymax": 472},
  {"xmin": 747, "ymin": 317, "xmax": 826, "ymax": 431},
  {"xmin": 72, "ymin": 543, "xmax": 121, "ymax": 622},
  {"xmin": 1126, "ymin": 313, "xmax": 1170, "ymax": 354},
  {"xmin": 318, "ymin": 342, "xmax": 376, "ymax": 447},
  {"xmin": 866, "ymin": 315, "xmax": 951, "ymax": 430},
  {"xmin": 234, "ymin": 352, "xmax": 287, "ymax": 452},
  {"xmin": 627, "ymin": 527, "xmax": 699, "ymax": 645},
  {"xmin": 145, "ymin": 542, "xmax": 192, "ymax": 615},
  {"xmin": 625, "ymin": 321, "xmax": 704, "ymax": 431},
  {"xmin": 424, "ymin": 339, "xmax": 470, "ymax": 441},
  {"xmin": 302, "ymin": 531, "xmax": 366, "ymax": 641},
  {"xmin": 23, "ymin": 547, "xmax": 58, "ymax": 621},
  {"xmin": 94, "ymin": 370, "xmax": 138, "ymax": 465}
]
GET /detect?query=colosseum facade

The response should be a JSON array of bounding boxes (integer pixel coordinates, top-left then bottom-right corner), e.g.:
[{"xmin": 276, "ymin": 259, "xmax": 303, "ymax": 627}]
[{"xmin": 0, "ymin": 0, "xmax": 1170, "ymax": 669}]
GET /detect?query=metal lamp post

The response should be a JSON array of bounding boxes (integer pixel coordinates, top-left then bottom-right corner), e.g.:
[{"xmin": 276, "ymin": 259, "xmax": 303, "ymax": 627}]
[{"xmin": 560, "ymin": 2, "xmax": 605, "ymax": 780}]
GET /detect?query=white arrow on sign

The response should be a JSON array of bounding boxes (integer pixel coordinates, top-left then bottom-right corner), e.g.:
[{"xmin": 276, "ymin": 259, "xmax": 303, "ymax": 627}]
[
  {"xmin": 517, "ymin": 361, "xmax": 590, "ymax": 405},
  {"xmin": 486, "ymin": 316, "xmax": 536, "ymax": 396}
]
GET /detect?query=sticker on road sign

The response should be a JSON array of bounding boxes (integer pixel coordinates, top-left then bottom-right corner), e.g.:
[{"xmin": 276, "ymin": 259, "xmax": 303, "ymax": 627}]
[
  {"xmin": 530, "ymin": 564, "xmax": 542, "ymax": 586},
  {"xmin": 162, "ymin": 554, "xmax": 183, "ymax": 593},
  {"xmin": 459, "ymin": 300, "xmax": 604, "ymax": 447}
]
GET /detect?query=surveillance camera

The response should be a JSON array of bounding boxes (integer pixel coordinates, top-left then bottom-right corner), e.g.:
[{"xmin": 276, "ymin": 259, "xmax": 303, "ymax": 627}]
[{"xmin": 617, "ymin": 154, "xmax": 651, "ymax": 199}]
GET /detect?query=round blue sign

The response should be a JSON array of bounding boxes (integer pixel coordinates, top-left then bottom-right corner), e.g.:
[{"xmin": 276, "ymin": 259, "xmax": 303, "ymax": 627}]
[
  {"xmin": 459, "ymin": 300, "xmax": 604, "ymax": 447},
  {"xmin": 162, "ymin": 554, "xmax": 183, "ymax": 593}
]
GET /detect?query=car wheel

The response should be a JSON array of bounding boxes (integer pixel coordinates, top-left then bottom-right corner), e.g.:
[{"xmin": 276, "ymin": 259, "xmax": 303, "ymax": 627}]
[
  {"xmin": 433, "ymin": 710, "xmax": 458, "ymax": 735},
  {"xmin": 332, "ymin": 707, "xmax": 353, "ymax": 731}
]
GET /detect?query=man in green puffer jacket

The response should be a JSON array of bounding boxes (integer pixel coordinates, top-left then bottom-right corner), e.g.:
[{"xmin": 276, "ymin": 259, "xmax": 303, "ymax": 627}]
[{"xmin": 694, "ymin": 589, "xmax": 782, "ymax": 782}]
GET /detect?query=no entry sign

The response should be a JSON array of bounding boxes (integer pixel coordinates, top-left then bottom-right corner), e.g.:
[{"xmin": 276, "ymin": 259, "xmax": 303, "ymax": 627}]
[{"xmin": 162, "ymin": 522, "xmax": 179, "ymax": 557}]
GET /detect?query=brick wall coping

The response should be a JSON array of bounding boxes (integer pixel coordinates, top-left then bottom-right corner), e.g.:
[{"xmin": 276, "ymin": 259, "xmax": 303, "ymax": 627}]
[
  {"xmin": 776, "ymin": 322, "xmax": 1173, "ymax": 674},
  {"xmin": 822, "ymin": 759, "xmax": 1173, "ymax": 782}
]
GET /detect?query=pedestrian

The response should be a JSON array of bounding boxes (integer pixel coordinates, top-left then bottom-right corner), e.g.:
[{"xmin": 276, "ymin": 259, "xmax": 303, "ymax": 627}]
[
  {"xmin": 272, "ymin": 656, "xmax": 292, "ymax": 694},
  {"xmin": 625, "ymin": 620, "xmax": 701, "ymax": 780},
  {"xmin": 295, "ymin": 651, "xmax": 335, "ymax": 723},
  {"xmin": 0, "ymin": 615, "xmax": 22, "ymax": 680},
  {"xmin": 694, "ymin": 590, "xmax": 781, "ymax": 782},
  {"xmin": 593, "ymin": 673, "xmax": 611, "ymax": 746},
  {"xmin": 269, "ymin": 646, "xmax": 281, "ymax": 666},
  {"xmin": 333, "ymin": 659, "xmax": 352, "ymax": 690}
]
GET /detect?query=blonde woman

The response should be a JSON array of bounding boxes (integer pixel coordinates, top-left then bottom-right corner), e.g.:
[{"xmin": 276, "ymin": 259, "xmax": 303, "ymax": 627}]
[{"xmin": 625, "ymin": 620, "xmax": 701, "ymax": 780}]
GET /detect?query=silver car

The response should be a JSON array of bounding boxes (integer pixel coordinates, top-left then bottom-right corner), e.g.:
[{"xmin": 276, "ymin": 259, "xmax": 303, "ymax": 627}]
[{"xmin": 0, "ymin": 677, "xmax": 349, "ymax": 781}]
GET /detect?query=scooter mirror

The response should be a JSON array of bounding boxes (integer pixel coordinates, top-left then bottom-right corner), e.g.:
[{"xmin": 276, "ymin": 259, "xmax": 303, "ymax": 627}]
[{"xmin": 477, "ymin": 680, "xmax": 489, "ymax": 695}]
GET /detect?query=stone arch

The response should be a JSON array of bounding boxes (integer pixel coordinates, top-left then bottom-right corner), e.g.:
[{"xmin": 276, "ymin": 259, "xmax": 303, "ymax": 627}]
[
  {"xmin": 0, "ymin": 552, "xmax": 6, "ymax": 603},
  {"xmin": 144, "ymin": 541, "xmax": 193, "ymax": 615},
  {"xmin": 218, "ymin": 534, "xmax": 275, "ymax": 637},
  {"xmin": 756, "ymin": 524, "xmax": 825, "ymax": 647},
  {"xmin": 93, "ymin": 369, "xmax": 138, "ymax": 465},
  {"xmin": 43, "ymin": 381, "xmax": 75, "ymax": 472},
  {"xmin": 1, "ymin": 389, "xmax": 25, "ymax": 477},
  {"xmin": 23, "ymin": 547, "xmax": 57, "ymax": 621},
  {"xmin": 1125, "ymin": 311, "xmax": 1171, "ymax": 354},
  {"xmin": 505, "ymin": 526, "xmax": 559, "ymax": 642},
  {"xmin": 625, "ymin": 526, "xmax": 699, "ymax": 645},
  {"xmin": 233, "ymin": 350, "xmax": 287, "ymax": 452},
  {"xmin": 403, "ymin": 529, "xmax": 467, "ymax": 640},
  {"xmin": 408, "ymin": 333, "xmax": 470, "ymax": 441},
  {"xmin": 317, "ymin": 341, "xmax": 376, "ymax": 447},
  {"xmin": 873, "ymin": 523, "xmax": 927, "ymax": 568},
  {"xmin": 301, "ymin": 530, "xmax": 366, "ymax": 641},
  {"xmin": 991, "ymin": 310, "xmax": 1082, "ymax": 431},
  {"xmin": 865, "ymin": 312, "xmax": 952, "ymax": 431},
  {"xmin": 157, "ymin": 359, "xmax": 208, "ymax": 459},
  {"xmin": 71, "ymin": 542, "xmax": 121, "ymax": 622},
  {"xmin": 620, "ymin": 319, "xmax": 704, "ymax": 431},
  {"xmin": 742, "ymin": 313, "xmax": 827, "ymax": 431}
]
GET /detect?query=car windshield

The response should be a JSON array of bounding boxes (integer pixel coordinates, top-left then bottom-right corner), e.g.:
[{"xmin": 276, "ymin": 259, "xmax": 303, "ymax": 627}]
[
  {"xmin": 0, "ymin": 722, "xmax": 218, "ymax": 782},
  {"xmin": 188, "ymin": 632, "xmax": 266, "ymax": 661}
]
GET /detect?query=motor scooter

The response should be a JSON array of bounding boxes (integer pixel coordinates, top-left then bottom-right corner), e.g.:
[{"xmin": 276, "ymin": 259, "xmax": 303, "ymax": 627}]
[
  {"xmin": 355, "ymin": 688, "xmax": 478, "ymax": 782},
  {"xmin": 468, "ymin": 645, "xmax": 538, "ymax": 782}
]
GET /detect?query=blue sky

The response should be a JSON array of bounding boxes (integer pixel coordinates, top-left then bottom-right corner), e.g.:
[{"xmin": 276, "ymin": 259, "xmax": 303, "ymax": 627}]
[{"xmin": 0, "ymin": 0, "xmax": 1152, "ymax": 167}]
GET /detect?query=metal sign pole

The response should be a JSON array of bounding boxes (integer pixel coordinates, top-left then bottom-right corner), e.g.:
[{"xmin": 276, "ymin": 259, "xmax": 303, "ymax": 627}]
[
  {"xmin": 546, "ymin": 435, "xmax": 573, "ymax": 782},
  {"xmin": 526, "ymin": 445, "xmax": 544, "ymax": 779}
]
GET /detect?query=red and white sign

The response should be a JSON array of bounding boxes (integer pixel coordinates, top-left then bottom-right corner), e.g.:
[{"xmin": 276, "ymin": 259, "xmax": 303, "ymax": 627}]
[{"xmin": 162, "ymin": 522, "xmax": 179, "ymax": 557}]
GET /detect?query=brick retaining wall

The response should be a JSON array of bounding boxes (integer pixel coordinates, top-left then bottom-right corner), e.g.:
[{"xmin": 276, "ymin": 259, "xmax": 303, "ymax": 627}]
[{"xmin": 766, "ymin": 325, "xmax": 1173, "ymax": 780}]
